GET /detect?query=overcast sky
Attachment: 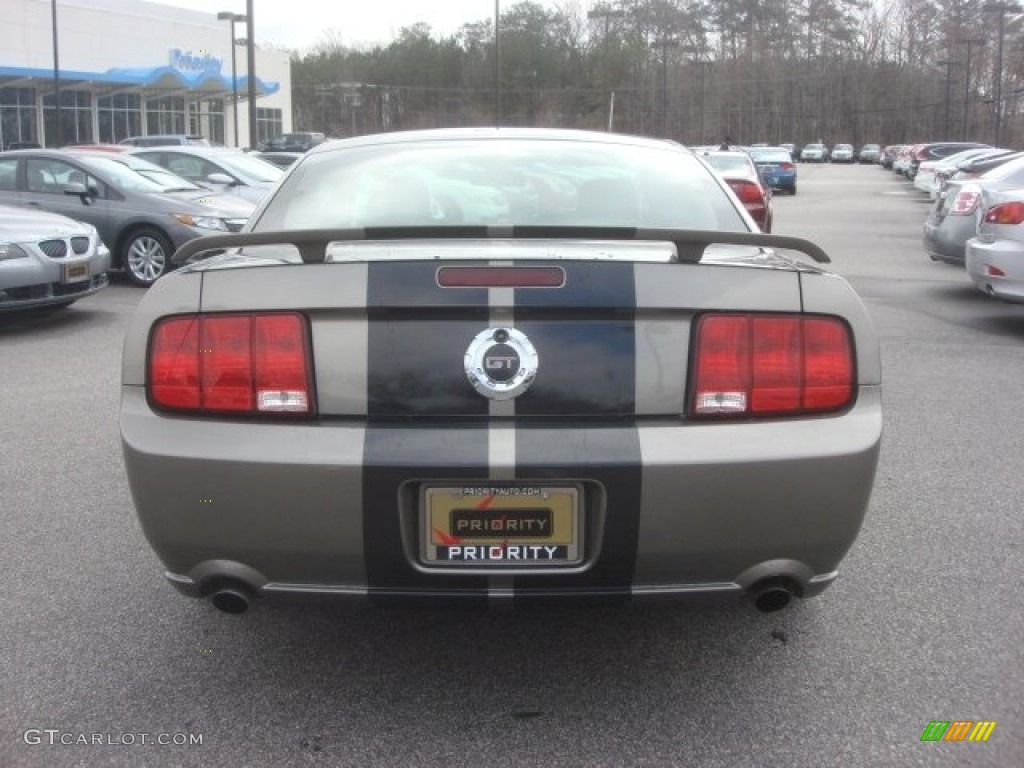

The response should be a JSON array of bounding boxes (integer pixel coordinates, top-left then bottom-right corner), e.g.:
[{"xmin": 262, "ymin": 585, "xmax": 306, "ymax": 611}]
[{"xmin": 159, "ymin": 0, "xmax": 573, "ymax": 52}]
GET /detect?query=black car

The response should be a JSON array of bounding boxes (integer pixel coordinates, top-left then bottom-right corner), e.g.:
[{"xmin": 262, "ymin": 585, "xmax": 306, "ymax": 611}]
[
  {"xmin": 260, "ymin": 132, "xmax": 326, "ymax": 153},
  {"xmin": 2, "ymin": 141, "xmax": 43, "ymax": 151}
]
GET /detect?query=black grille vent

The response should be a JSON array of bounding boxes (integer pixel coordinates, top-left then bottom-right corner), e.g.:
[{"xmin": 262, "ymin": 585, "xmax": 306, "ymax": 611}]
[
  {"xmin": 38, "ymin": 239, "xmax": 68, "ymax": 258},
  {"xmin": 71, "ymin": 237, "xmax": 90, "ymax": 255}
]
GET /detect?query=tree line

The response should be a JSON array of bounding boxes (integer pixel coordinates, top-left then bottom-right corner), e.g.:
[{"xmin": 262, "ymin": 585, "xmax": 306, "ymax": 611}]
[{"xmin": 289, "ymin": 0, "xmax": 1024, "ymax": 148}]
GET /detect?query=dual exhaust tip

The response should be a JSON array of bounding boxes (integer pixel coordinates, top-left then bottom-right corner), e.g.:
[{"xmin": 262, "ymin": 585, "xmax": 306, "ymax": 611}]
[
  {"xmin": 205, "ymin": 580, "xmax": 253, "ymax": 615},
  {"xmin": 202, "ymin": 576, "xmax": 798, "ymax": 615},
  {"xmin": 749, "ymin": 577, "xmax": 797, "ymax": 613}
]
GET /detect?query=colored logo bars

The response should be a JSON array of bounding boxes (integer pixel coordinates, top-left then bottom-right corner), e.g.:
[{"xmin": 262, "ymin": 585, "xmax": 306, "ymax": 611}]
[{"xmin": 920, "ymin": 721, "xmax": 997, "ymax": 742}]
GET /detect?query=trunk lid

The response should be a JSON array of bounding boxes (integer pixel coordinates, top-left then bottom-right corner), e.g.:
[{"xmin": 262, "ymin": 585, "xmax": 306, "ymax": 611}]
[{"xmin": 194, "ymin": 242, "xmax": 805, "ymax": 419}]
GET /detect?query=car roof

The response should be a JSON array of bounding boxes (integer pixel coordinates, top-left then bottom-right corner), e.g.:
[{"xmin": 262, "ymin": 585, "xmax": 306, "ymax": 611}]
[
  {"xmin": 307, "ymin": 127, "xmax": 694, "ymax": 157},
  {"xmin": 130, "ymin": 146, "xmax": 246, "ymax": 156}
]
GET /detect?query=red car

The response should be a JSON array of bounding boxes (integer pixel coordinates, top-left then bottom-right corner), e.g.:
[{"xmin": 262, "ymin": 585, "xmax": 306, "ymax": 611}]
[{"xmin": 696, "ymin": 149, "xmax": 774, "ymax": 232}]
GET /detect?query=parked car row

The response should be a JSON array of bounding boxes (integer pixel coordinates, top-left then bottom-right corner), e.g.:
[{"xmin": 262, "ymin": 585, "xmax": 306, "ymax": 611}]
[
  {"xmin": 794, "ymin": 142, "xmax": 880, "ymax": 163},
  {"xmin": 0, "ymin": 147, "xmax": 258, "ymax": 289},
  {"xmin": 884, "ymin": 139, "xmax": 1024, "ymax": 304}
]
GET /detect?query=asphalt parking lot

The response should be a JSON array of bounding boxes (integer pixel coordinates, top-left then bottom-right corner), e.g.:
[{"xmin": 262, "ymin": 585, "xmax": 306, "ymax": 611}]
[{"xmin": 1, "ymin": 163, "xmax": 1021, "ymax": 767}]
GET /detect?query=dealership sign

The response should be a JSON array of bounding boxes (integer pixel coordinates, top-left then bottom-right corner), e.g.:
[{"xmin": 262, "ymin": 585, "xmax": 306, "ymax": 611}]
[{"xmin": 168, "ymin": 49, "xmax": 223, "ymax": 75}]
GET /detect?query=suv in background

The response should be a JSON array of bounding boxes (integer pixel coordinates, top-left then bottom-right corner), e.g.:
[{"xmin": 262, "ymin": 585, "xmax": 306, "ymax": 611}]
[
  {"xmin": 119, "ymin": 135, "xmax": 210, "ymax": 148},
  {"xmin": 858, "ymin": 144, "xmax": 881, "ymax": 164},
  {"xmin": 799, "ymin": 142, "xmax": 828, "ymax": 163},
  {"xmin": 830, "ymin": 143, "xmax": 855, "ymax": 163},
  {"xmin": 260, "ymin": 132, "xmax": 326, "ymax": 152}
]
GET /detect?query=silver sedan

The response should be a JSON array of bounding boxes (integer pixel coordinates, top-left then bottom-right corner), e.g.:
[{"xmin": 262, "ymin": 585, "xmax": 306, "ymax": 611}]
[
  {"xmin": 130, "ymin": 146, "xmax": 284, "ymax": 204},
  {"xmin": 120, "ymin": 128, "xmax": 882, "ymax": 616},
  {"xmin": 0, "ymin": 204, "xmax": 109, "ymax": 311},
  {"xmin": 966, "ymin": 188, "xmax": 1024, "ymax": 303}
]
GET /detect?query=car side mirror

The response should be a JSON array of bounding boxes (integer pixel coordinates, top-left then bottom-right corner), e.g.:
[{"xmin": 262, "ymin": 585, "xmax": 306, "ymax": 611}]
[
  {"xmin": 206, "ymin": 172, "xmax": 236, "ymax": 186},
  {"xmin": 63, "ymin": 181, "xmax": 94, "ymax": 206}
]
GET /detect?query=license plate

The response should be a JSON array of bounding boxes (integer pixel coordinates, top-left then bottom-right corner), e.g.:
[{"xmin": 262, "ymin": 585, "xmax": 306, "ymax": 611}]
[
  {"xmin": 62, "ymin": 262, "xmax": 89, "ymax": 283},
  {"xmin": 421, "ymin": 484, "xmax": 582, "ymax": 566}
]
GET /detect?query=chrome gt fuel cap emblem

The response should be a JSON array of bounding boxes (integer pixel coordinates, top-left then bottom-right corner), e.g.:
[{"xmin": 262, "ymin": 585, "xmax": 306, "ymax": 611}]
[{"xmin": 465, "ymin": 327, "xmax": 538, "ymax": 400}]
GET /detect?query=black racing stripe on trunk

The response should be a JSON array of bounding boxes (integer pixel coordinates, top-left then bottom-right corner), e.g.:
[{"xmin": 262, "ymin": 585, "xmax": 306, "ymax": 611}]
[
  {"xmin": 516, "ymin": 261, "xmax": 641, "ymax": 593},
  {"xmin": 363, "ymin": 262, "xmax": 489, "ymax": 600},
  {"xmin": 514, "ymin": 262, "xmax": 637, "ymax": 415},
  {"xmin": 514, "ymin": 261, "xmax": 637, "ymax": 308},
  {"xmin": 514, "ymin": 427, "xmax": 643, "ymax": 595},
  {"xmin": 510, "ymin": 319, "xmax": 635, "ymax": 415},
  {"xmin": 365, "ymin": 261, "xmax": 487, "ymax": 307},
  {"xmin": 366, "ymin": 262, "xmax": 488, "ymax": 416}
]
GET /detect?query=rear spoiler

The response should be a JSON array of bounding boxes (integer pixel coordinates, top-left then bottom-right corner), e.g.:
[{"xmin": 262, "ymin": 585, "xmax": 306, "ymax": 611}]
[{"xmin": 171, "ymin": 226, "xmax": 830, "ymax": 266}]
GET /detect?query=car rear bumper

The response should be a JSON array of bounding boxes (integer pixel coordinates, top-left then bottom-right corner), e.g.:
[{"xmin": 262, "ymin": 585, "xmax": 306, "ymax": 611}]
[
  {"xmin": 0, "ymin": 271, "xmax": 109, "ymax": 310},
  {"xmin": 966, "ymin": 237, "xmax": 1024, "ymax": 303},
  {"xmin": 121, "ymin": 385, "xmax": 882, "ymax": 604},
  {"xmin": 923, "ymin": 216, "xmax": 974, "ymax": 264},
  {"xmin": 762, "ymin": 174, "xmax": 796, "ymax": 191}
]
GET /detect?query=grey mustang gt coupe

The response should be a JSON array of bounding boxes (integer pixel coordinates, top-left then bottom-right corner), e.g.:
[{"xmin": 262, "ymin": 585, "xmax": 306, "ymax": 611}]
[{"xmin": 120, "ymin": 128, "xmax": 882, "ymax": 615}]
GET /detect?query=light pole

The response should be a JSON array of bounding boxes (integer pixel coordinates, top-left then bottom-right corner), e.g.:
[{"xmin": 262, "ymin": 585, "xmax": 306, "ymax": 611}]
[
  {"xmin": 246, "ymin": 0, "xmax": 257, "ymax": 149},
  {"xmin": 494, "ymin": 0, "xmax": 501, "ymax": 127},
  {"xmin": 936, "ymin": 59, "xmax": 961, "ymax": 140},
  {"xmin": 956, "ymin": 38, "xmax": 984, "ymax": 140},
  {"xmin": 217, "ymin": 11, "xmax": 247, "ymax": 148},
  {"xmin": 983, "ymin": 2, "xmax": 1023, "ymax": 146},
  {"xmin": 690, "ymin": 58, "xmax": 712, "ymax": 144},
  {"xmin": 653, "ymin": 36, "xmax": 679, "ymax": 137},
  {"xmin": 51, "ymin": 0, "xmax": 62, "ymax": 147},
  {"xmin": 587, "ymin": 3, "xmax": 625, "ymax": 131}
]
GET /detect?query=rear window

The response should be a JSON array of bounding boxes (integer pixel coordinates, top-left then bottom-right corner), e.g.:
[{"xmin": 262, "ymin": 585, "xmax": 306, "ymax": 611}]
[
  {"xmin": 700, "ymin": 153, "xmax": 753, "ymax": 173},
  {"xmin": 748, "ymin": 149, "xmax": 791, "ymax": 163},
  {"xmin": 253, "ymin": 139, "xmax": 749, "ymax": 233}
]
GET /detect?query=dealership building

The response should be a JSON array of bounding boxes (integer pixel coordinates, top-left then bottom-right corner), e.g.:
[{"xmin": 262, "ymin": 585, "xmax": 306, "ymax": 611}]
[{"xmin": 1, "ymin": 0, "xmax": 292, "ymax": 149}]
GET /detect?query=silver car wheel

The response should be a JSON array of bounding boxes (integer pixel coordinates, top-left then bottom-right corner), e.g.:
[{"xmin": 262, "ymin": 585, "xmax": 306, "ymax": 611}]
[{"xmin": 125, "ymin": 232, "xmax": 169, "ymax": 286}]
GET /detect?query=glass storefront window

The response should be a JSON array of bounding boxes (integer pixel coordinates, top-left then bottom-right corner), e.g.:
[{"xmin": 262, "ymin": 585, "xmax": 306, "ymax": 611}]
[
  {"xmin": 256, "ymin": 107, "xmax": 283, "ymax": 145},
  {"xmin": 187, "ymin": 97, "xmax": 225, "ymax": 145},
  {"xmin": 98, "ymin": 93, "xmax": 142, "ymax": 143},
  {"xmin": 146, "ymin": 95, "xmax": 185, "ymax": 136},
  {"xmin": 42, "ymin": 90, "xmax": 92, "ymax": 147},
  {"xmin": 0, "ymin": 87, "xmax": 39, "ymax": 149}
]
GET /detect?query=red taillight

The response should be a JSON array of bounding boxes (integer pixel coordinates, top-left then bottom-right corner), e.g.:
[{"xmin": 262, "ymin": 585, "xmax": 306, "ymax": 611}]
[
  {"xmin": 149, "ymin": 316, "xmax": 200, "ymax": 409},
  {"xmin": 727, "ymin": 180, "xmax": 764, "ymax": 204},
  {"xmin": 149, "ymin": 313, "xmax": 313, "ymax": 415},
  {"xmin": 984, "ymin": 201, "xmax": 1024, "ymax": 225},
  {"xmin": 690, "ymin": 314, "xmax": 854, "ymax": 417},
  {"xmin": 779, "ymin": 162, "xmax": 795, "ymax": 171},
  {"xmin": 951, "ymin": 188, "xmax": 981, "ymax": 215}
]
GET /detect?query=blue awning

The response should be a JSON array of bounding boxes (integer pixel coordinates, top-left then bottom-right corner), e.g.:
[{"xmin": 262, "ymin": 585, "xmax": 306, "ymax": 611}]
[{"xmin": 0, "ymin": 64, "xmax": 279, "ymax": 96}]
